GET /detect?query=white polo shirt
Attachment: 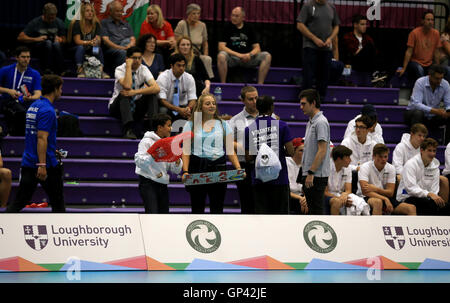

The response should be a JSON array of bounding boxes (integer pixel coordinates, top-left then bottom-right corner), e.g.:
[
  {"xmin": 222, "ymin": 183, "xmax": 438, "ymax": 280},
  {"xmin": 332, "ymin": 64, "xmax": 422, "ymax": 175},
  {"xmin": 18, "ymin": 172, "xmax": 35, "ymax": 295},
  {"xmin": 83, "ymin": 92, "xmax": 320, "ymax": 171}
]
[
  {"xmin": 340, "ymin": 134, "xmax": 376, "ymax": 171},
  {"xmin": 358, "ymin": 160, "xmax": 396, "ymax": 197},
  {"xmin": 327, "ymin": 160, "xmax": 352, "ymax": 196},
  {"xmin": 109, "ymin": 63, "xmax": 154, "ymax": 108},
  {"xmin": 156, "ymin": 69, "xmax": 197, "ymax": 107}
]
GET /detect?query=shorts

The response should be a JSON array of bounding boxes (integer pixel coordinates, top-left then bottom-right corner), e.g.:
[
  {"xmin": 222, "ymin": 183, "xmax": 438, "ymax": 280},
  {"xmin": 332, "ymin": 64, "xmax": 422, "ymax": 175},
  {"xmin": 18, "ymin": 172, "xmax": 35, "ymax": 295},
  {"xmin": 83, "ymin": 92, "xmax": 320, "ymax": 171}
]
[{"xmin": 219, "ymin": 51, "xmax": 270, "ymax": 68}]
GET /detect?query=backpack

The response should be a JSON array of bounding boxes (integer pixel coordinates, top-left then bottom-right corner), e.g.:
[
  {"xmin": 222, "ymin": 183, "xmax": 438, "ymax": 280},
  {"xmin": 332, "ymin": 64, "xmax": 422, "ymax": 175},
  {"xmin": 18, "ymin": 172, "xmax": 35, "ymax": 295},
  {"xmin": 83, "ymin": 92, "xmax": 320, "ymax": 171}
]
[
  {"xmin": 255, "ymin": 143, "xmax": 282, "ymax": 182},
  {"xmin": 82, "ymin": 56, "xmax": 102, "ymax": 79}
]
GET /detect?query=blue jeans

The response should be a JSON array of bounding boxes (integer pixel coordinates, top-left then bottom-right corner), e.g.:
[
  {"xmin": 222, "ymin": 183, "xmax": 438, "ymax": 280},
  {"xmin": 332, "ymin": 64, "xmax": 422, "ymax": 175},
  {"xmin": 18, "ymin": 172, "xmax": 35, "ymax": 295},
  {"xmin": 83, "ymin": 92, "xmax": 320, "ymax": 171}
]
[
  {"xmin": 302, "ymin": 47, "xmax": 332, "ymax": 101},
  {"xmin": 33, "ymin": 40, "xmax": 65, "ymax": 73},
  {"xmin": 74, "ymin": 45, "xmax": 104, "ymax": 66}
]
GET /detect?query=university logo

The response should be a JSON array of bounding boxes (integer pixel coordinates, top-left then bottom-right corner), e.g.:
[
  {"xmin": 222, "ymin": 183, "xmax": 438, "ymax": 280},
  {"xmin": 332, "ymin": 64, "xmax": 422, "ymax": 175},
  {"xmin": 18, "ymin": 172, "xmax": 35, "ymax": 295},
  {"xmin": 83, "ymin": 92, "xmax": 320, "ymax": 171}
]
[
  {"xmin": 186, "ymin": 220, "xmax": 221, "ymax": 254},
  {"xmin": 303, "ymin": 221, "xmax": 338, "ymax": 254},
  {"xmin": 24, "ymin": 225, "xmax": 48, "ymax": 251},
  {"xmin": 383, "ymin": 226, "xmax": 406, "ymax": 250}
]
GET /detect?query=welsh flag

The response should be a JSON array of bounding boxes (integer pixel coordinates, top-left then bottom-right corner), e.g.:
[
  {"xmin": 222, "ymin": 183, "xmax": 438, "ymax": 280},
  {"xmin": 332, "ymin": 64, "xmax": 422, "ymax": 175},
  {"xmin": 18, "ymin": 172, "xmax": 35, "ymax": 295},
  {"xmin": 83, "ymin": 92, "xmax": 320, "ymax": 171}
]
[{"xmin": 65, "ymin": 0, "xmax": 149, "ymax": 38}]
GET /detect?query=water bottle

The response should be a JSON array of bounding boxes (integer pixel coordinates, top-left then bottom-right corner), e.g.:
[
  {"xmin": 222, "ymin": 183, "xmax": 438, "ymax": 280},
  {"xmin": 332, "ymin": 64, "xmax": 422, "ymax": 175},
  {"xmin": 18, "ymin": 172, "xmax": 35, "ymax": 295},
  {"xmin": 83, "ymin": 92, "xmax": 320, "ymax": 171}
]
[{"xmin": 214, "ymin": 86, "xmax": 222, "ymax": 102}]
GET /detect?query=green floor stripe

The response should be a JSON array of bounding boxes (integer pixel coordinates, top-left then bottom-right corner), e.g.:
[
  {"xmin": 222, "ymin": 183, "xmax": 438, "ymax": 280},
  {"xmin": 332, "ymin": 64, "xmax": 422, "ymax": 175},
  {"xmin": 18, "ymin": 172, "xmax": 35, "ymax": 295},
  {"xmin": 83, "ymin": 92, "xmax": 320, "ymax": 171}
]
[
  {"xmin": 399, "ymin": 263, "xmax": 422, "ymax": 270},
  {"xmin": 37, "ymin": 264, "xmax": 66, "ymax": 271},
  {"xmin": 285, "ymin": 263, "xmax": 309, "ymax": 270},
  {"xmin": 165, "ymin": 263, "xmax": 190, "ymax": 270}
]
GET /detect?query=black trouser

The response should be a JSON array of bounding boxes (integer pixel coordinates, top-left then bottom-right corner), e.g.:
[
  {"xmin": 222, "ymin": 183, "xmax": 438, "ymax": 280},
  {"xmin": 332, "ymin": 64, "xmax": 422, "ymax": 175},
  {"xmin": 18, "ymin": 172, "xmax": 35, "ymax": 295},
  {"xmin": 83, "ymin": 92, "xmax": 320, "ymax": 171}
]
[
  {"xmin": 138, "ymin": 175, "xmax": 169, "ymax": 214},
  {"xmin": 404, "ymin": 109, "xmax": 450, "ymax": 144},
  {"xmin": 186, "ymin": 155, "xmax": 227, "ymax": 214},
  {"xmin": 235, "ymin": 162, "xmax": 255, "ymax": 214},
  {"xmin": 253, "ymin": 184, "xmax": 290, "ymax": 214},
  {"xmin": 301, "ymin": 176, "xmax": 329, "ymax": 215},
  {"xmin": 109, "ymin": 94, "xmax": 158, "ymax": 134},
  {"xmin": 404, "ymin": 196, "xmax": 444, "ymax": 216},
  {"xmin": 1, "ymin": 97, "xmax": 33, "ymax": 136},
  {"xmin": 6, "ymin": 165, "xmax": 65, "ymax": 213}
]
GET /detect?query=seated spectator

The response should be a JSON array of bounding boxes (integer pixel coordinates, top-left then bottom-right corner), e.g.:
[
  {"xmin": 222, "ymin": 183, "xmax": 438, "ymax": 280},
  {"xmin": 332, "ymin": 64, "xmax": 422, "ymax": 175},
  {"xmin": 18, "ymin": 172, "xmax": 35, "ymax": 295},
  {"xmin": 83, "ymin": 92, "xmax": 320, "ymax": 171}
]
[
  {"xmin": 341, "ymin": 115, "xmax": 377, "ymax": 171},
  {"xmin": 140, "ymin": 4, "xmax": 176, "ymax": 63},
  {"xmin": 393, "ymin": 123, "xmax": 428, "ymax": 179},
  {"xmin": 101, "ymin": 1, "xmax": 136, "ymax": 75},
  {"xmin": 67, "ymin": 1, "xmax": 108, "ymax": 78},
  {"xmin": 137, "ymin": 34, "xmax": 165, "ymax": 79},
  {"xmin": 358, "ymin": 144, "xmax": 399, "ymax": 215},
  {"xmin": 244, "ymin": 95, "xmax": 294, "ymax": 214},
  {"xmin": 342, "ymin": 14, "xmax": 377, "ymax": 75},
  {"xmin": 325, "ymin": 145, "xmax": 358, "ymax": 215},
  {"xmin": 134, "ymin": 113, "xmax": 182, "ymax": 213},
  {"xmin": 397, "ymin": 11, "xmax": 445, "ymax": 82},
  {"xmin": 156, "ymin": 54, "xmax": 197, "ymax": 120},
  {"xmin": 174, "ymin": 36, "xmax": 211, "ymax": 97},
  {"xmin": 108, "ymin": 47, "xmax": 160, "ymax": 139},
  {"xmin": 0, "ymin": 151, "xmax": 12, "ymax": 208},
  {"xmin": 404, "ymin": 64, "xmax": 450, "ymax": 144},
  {"xmin": 174, "ymin": 3, "xmax": 214, "ymax": 79},
  {"xmin": 439, "ymin": 18, "xmax": 450, "ymax": 73},
  {"xmin": 287, "ymin": 137, "xmax": 308, "ymax": 214},
  {"xmin": 217, "ymin": 6, "xmax": 272, "ymax": 84},
  {"xmin": 344, "ymin": 104, "xmax": 384, "ymax": 144},
  {"xmin": 0, "ymin": 46, "xmax": 42, "ymax": 136},
  {"xmin": 17, "ymin": 3, "xmax": 66, "ymax": 75},
  {"xmin": 397, "ymin": 138, "xmax": 449, "ymax": 215}
]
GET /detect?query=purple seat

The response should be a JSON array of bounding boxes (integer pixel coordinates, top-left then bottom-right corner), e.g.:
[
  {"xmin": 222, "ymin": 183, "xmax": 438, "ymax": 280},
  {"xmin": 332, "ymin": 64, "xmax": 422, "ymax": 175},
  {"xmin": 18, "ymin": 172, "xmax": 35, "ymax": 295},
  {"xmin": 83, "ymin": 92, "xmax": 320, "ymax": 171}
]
[
  {"xmin": 62, "ymin": 77, "xmax": 114, "ymax": 97},
  {"xmin": 3, "ymin": 137, "xmax": 138, "ymax": 158},
  {"xmin": 57, "ymin": 96, "xmax": 110, "ymax": 115},
  {"xmin": 9, "ymin": 182, "xmax": 240, "ymax": 207}
]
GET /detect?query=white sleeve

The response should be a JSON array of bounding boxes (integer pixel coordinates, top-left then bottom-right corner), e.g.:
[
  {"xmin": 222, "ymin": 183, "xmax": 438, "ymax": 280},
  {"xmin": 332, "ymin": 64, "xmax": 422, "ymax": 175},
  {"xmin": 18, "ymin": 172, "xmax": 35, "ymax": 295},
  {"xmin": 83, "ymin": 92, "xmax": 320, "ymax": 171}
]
[
  {"xmin": 142, "ymin": 65, "xmax": 154, "ymax": 82},
  {"xmin": 392, "ymin": 145, "xmax": 404, "ymax": 174},
  {"xmin": 134, "ymin": 138, "xmax": 155, "ymax": 170},
  {"xmin": 156, "ymin": 72, "xmax": 169, "ymax": 99},
  {"xmin": 387, "ymin": 164, "xmax": 396, "ymax": 184},
  {"xmin": 344, "ymin": 121, "xmax": 354, "ymax": 139},
  {"xmin": 444, "ymin": 143, "xmax": 450, "ymax": 175},
  {"xmin": 186, "ymin": 74, "xmax": 197, "ymax": 101},
  {"xmin": 358, "ymin": 163, "xmax": 370, "ymax": 182},
  {"xmin": 402, "ymin": 162, "xmax": 428, "ymax": 198}
]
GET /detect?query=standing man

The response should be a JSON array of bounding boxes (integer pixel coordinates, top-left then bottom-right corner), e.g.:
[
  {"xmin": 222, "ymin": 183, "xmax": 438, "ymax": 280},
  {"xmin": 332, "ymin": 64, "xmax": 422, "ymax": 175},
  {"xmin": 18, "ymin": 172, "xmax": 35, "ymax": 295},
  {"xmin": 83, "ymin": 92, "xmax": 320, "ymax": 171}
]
[
  {"xmin": 156, "ymin": 53, "xmax": 197, "ymax": 121},
  {"xmin": 0, "ymin": 46, "xmax": 42, "ymax": 135},
  {"xmin": 6, "ymin": 75, "xmax": 66, "ymax": 213},
  {"xmin": 217, "ymin": 6, "xmax": 272, "ymax": 84},
  {"xmin": 300, "ymin": 88, "xmax": 331, "ymax": 215},
  {"xmin": 101, "ymin": 0, "xmax": 136, "ymax": 74},
  {"xmin": 404, "ymin": 64, "xmax": 450, "ymax": 144},
  {"xmin": 109, "ymin": 46, "xmax": 160, "ymax": 139},
  {"xmin": 17, "ymin": 3, "xmax": 66, "ymax": 75},
  {"xmin": 297, "ymin": 0, "xmax": 340, "ymax": 102}
]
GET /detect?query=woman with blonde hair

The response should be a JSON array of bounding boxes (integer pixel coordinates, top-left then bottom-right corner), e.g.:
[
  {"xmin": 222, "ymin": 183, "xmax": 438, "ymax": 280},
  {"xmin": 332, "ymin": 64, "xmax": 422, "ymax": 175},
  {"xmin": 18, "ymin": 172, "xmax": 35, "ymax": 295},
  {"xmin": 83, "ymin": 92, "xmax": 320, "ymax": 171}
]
[
  {"xmin": 174, "ymin": 3, "xmax": 213, "ymax": 78},
  {"xmin": 140, "ymin": 4, "xmax": 176, "ymax": 61},
  {"xmin": 68, "ymin": 2, "xmax": 108, "ymax": 78},
  {"xmin": 175, "ymin": 36, "xmax": 211, "ymax": 96},
  {"xmin": 181, "ymin": 93, "xmax": 242, "ymax": 214}
]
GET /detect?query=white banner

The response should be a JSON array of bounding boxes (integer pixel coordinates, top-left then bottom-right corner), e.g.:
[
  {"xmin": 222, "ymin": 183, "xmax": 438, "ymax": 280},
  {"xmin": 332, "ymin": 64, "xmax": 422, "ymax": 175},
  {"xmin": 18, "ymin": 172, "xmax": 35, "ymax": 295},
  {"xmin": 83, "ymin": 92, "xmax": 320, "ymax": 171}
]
[
  {"xmin": 0, "ymin": 214, "xmax": 146, "ymax": 272},
  {"xmin": 140, "ymin": 215, "xmax": 450, "ymax": 270}
]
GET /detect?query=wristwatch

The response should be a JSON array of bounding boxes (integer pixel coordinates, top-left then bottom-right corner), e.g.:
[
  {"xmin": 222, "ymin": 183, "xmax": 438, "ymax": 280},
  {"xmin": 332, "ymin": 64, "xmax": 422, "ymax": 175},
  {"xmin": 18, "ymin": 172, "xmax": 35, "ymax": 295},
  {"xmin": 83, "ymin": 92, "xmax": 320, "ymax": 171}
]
[{"xmin": 307, "ymin": 170, "xmax": 315, "ymax": 175}]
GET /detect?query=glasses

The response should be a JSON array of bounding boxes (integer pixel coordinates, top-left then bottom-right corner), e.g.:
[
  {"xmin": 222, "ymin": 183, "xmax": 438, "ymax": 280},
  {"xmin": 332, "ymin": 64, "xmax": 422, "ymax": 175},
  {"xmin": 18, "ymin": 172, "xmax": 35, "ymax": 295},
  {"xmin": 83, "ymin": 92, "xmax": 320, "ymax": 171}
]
[
  {"xmin": 355, "ymin": 124, "xmax": 367, "ymax": 129},
  {"xmin": 130, "ymin": 56, "xmax": 142, "ymax": 60}
]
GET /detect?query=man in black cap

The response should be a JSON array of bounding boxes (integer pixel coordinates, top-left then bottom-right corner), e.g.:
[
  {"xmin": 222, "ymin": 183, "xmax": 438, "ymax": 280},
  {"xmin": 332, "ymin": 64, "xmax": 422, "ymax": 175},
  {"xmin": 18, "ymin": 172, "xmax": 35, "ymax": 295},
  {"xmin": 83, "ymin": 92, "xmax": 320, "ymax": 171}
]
[{"xmin": 343, "ymin": 104, "xmax": 384, "ymax": 144}]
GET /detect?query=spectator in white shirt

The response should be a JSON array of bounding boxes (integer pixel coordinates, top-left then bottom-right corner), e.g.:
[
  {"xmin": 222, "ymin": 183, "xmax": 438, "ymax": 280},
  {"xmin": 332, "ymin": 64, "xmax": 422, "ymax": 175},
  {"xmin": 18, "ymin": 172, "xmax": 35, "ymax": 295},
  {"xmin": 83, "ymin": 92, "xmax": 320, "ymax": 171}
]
[
  {"xmin": 325, "ymin": 145, "xmax": 353, "ymax": 215},
  {"xmin": 109, "ymin": 46, "xmax": 160, "ymax": 139},
  {"xmin": 156, "ymin": 53, "xmax": 197, "ymax": 120},
  {"xmin": 358, "ymin": 143, "xmax": 397, "ymax": 215},
  {"xmin": 344, "ymin": 104, "xmax": 384, "ymax": 144},
  {"xmin": 397, "ymin": 138, "xmax": 449, "ymax": 215},
  {"xmin": 287, "ymin": 137, "xmax": 308, "ymax": 214},
  {"xmin": 392, "ymin": 123, "xmax": 428, "ymax": 179}
]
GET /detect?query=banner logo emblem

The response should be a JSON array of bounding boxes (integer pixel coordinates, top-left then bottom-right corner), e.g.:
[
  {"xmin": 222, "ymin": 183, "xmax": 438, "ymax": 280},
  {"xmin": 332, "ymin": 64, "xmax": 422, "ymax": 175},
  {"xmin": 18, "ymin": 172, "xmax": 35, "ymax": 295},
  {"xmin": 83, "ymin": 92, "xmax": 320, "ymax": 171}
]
[
  {"xmin": 24, "ymin": 225, "xmax": 48, "ymax": 251},
  {"xmin": 303, "ymin": 221, "xmax": 337, "ymax": 253},
  {"xmin": 186, "ymin": 220, "xmax": 221, "ymax": 254}
]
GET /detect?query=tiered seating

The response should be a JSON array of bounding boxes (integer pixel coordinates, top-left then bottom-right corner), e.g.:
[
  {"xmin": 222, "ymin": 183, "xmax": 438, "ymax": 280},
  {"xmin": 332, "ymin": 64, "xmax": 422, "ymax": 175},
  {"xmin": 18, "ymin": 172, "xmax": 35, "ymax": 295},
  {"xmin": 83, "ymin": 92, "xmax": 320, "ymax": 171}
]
[{"xmin": 2, "ymin": 67, "xmax": 446, "ymax": 213}]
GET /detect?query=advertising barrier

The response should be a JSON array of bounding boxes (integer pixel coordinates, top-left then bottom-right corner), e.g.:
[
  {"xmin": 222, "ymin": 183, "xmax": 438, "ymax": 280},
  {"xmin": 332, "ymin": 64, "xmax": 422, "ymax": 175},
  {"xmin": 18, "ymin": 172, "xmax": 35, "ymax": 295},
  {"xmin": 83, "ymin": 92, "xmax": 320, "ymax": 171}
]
[{"xmin": 1, "ymin": 214, "xmax": 449, "ymax": 272}]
